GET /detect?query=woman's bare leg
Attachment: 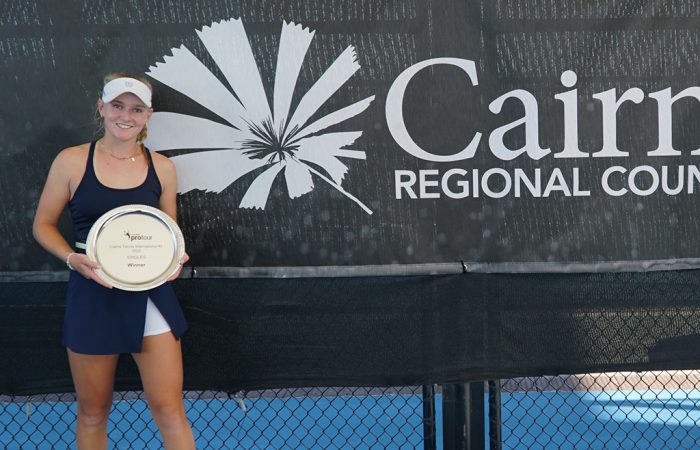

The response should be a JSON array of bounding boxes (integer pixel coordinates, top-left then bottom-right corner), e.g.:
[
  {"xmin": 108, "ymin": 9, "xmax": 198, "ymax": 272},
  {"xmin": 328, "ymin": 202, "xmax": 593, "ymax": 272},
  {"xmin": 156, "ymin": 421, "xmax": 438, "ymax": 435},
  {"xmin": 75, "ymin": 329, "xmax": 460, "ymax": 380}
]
[
  {"xmin": 132, "ymin": 333, "xmax": 195, "ymax": 449},
  {"xmin": 67, "ymin": 349, "xmax": 119, "ymax": 450}
]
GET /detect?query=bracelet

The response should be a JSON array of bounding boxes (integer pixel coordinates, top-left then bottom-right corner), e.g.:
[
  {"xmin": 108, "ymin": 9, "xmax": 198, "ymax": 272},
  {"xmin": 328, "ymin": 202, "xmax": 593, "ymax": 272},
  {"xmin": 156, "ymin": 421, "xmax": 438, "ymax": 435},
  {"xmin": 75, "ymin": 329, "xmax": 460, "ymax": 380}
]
[{"xmin": 65, "ymin": 252, "xmax": 76, "ymax": 271}]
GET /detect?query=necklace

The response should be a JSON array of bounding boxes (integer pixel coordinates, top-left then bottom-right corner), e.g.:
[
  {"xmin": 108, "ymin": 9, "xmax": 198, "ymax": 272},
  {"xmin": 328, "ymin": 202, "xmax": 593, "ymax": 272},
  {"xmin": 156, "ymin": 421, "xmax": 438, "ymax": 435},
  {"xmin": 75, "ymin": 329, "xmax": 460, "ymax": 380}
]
[{"xmin": 100, "ymin": 141, "xmax": 141, "ymax": 162}]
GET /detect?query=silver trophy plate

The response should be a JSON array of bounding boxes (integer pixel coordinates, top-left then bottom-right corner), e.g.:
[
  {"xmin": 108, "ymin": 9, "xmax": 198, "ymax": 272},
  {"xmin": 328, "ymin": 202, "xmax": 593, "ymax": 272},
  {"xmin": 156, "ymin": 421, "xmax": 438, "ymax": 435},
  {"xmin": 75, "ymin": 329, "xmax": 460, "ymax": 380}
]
[{"xmin": 85, "ymin": 204, "xmax": 185, "ymax": 291}]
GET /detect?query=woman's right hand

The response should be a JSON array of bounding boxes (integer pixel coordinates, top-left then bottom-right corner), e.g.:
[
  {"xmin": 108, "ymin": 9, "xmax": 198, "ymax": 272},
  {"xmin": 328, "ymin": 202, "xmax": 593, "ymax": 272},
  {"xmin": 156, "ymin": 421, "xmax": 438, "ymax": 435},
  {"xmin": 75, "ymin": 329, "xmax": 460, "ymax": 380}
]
[{"xmin": 68, "ymin": 253, "xmax": 113, "ymax": 289}]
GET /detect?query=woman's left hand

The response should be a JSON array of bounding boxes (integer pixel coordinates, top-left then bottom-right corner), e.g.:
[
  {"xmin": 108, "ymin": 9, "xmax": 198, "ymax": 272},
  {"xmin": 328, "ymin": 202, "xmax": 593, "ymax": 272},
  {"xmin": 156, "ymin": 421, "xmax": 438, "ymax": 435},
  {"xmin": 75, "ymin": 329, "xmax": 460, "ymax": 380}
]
[{"xmin": 168, "ymin": 252, "xmax": 189, "ymax": 281}]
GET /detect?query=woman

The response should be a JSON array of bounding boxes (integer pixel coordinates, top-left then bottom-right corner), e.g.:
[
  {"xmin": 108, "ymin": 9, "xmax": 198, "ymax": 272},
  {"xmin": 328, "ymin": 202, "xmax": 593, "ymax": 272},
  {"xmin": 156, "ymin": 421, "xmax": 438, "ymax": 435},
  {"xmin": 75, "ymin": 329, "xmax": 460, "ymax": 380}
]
[{"xmin": 33, "ymin": 73, "xmax": 196, "ymax": 449}]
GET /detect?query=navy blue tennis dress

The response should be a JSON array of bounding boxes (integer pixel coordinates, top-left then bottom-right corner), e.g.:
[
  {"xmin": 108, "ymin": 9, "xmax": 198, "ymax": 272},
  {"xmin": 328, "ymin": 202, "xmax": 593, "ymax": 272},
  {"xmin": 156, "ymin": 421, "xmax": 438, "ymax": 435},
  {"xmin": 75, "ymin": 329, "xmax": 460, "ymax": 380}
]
[{"xmin": 64, "ymin": 141, "xmax": 187, "ymax": 354}]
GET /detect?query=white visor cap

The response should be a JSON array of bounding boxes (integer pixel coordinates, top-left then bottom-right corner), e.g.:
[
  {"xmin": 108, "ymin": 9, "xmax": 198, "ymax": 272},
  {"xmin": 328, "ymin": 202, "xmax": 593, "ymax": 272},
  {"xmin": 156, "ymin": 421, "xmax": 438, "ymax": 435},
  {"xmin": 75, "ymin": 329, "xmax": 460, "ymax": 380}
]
[{"xmin": 101, "ymin": 77, "xmax": 152, "ymax": 108}]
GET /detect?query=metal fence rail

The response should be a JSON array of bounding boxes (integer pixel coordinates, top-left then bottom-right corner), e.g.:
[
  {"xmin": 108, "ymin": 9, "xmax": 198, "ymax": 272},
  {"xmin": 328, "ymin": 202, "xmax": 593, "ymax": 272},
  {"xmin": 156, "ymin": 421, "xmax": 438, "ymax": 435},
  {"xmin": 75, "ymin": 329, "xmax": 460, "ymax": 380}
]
[{"xmin": 1, "ymin": 386, "xmax": 426, "ymax": 449}]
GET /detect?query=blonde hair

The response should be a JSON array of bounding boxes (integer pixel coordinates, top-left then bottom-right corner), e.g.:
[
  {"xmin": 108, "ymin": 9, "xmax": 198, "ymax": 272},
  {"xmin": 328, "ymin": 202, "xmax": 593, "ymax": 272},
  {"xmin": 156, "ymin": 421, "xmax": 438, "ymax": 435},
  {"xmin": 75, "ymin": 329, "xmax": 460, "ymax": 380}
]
[{"xmin": 97, "ymin": 72, "xmax": 153, "ymax": 143}]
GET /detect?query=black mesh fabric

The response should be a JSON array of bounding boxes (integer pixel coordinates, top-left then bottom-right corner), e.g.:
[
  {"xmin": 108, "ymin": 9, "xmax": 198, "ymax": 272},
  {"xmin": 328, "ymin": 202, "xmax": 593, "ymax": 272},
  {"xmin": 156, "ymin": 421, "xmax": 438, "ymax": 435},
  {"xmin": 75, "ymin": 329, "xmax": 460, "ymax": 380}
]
[{"xmin": 2, "ymin": 271, "xmax": 700, "ymax": 395}]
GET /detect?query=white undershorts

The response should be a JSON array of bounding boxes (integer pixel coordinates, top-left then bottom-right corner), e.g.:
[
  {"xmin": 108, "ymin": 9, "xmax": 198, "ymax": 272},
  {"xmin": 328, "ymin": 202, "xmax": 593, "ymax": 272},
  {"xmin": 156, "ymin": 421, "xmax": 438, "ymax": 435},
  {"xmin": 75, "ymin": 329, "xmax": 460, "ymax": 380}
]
[{"xmin": 143, "ymin": 297, "xmax": 171, "ymax": 337}]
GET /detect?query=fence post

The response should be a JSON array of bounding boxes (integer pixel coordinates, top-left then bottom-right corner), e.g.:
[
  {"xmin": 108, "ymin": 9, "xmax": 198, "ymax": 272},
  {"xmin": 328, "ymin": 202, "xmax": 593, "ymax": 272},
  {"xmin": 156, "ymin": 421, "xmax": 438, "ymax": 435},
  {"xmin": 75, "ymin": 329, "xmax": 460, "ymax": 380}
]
[
  {"xmin": 488, "ymin": 380, "xmax": 502, "ymax": 449},
  {"xmin": 442, "ymin": 382, "xmax": 486, "ymax": 449},
  {"xmin": 423, "ymin": 385, "xmax": 437, "ymax": 450},
  {"xmin": 466, "ymin": 381, "xmax": 485, "ymax": 449},
  {"xmin": 442, "ymin": 383, "xmax": 467, "ymax": 449}
]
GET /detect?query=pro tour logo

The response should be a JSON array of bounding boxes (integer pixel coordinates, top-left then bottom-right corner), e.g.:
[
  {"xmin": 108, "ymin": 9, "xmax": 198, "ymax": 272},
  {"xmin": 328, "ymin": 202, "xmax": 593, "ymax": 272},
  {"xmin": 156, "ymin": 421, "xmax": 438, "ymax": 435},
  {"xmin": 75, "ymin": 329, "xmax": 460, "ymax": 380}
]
[
  {"xmin": 145, "ymin": 18, "xmax": 375, "ymax": 214},
  {"xmin": 124, "ymin": 231, "xmax": 152, "ymax": 242}
]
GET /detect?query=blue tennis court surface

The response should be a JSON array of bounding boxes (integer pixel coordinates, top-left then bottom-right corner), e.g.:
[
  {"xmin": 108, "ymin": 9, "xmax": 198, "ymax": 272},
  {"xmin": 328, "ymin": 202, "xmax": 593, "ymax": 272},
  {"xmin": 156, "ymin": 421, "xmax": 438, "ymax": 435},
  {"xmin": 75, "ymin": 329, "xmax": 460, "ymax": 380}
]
[
  {"xmin": 500, "ymin": 389, "xmax": 700, "ymax": 449},
  {"xmin": 3, "ymin": 389, "xmax": 700, "ymax": 448}
]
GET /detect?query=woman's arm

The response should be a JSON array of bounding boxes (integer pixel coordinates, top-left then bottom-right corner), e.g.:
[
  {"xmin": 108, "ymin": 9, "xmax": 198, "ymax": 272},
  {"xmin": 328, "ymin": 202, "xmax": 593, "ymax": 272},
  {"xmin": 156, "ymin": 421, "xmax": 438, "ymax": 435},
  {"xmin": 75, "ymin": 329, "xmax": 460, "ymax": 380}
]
[
  {"xmin": 156, "ymin": 154, "xmax": 178, "ymax": 221},
  {"xmin": 154, "ymin": 152, "xmax": 189, "ymax": 279},
  {"xmin": 33, "ymin": 149, "xmax": 74, "ymax": 262},
  {"xmin": 33, "ymin": 147, "xmax": 112, "ymax": 288}
]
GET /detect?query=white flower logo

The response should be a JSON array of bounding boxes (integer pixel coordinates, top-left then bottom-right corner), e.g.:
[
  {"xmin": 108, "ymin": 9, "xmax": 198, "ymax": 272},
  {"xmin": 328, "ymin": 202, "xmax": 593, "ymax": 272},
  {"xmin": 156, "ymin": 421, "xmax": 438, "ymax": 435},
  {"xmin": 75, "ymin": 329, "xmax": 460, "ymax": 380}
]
[{"xmin": 145, "ymin": 18, "xmax": 375, "ymax": 214}]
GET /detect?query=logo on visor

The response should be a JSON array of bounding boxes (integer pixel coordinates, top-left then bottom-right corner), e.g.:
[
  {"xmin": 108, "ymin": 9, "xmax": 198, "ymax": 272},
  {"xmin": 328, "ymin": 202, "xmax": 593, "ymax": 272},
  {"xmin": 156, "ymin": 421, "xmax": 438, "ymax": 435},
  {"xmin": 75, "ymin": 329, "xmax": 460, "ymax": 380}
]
[{"xmin": 145, "ymin": 18, "xmax": 374, "ymax": 214}]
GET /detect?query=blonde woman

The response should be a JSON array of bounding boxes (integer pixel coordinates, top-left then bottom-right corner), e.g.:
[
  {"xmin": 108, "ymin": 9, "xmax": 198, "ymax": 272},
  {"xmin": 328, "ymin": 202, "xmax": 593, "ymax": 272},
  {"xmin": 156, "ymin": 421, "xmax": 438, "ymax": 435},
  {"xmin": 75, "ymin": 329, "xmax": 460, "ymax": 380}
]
[{"xmin": 33, "ymin": 73, "xmax": 195, "ymax": 449}]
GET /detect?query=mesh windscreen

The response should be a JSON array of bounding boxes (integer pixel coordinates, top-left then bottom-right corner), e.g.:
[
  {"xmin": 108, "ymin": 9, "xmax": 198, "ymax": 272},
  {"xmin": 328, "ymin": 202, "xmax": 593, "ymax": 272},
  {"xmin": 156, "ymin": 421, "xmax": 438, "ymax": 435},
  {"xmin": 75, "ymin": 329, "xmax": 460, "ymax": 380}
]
[{"xmin": 2, "ymin": 271, "xmax": 700, "ymax": 394}]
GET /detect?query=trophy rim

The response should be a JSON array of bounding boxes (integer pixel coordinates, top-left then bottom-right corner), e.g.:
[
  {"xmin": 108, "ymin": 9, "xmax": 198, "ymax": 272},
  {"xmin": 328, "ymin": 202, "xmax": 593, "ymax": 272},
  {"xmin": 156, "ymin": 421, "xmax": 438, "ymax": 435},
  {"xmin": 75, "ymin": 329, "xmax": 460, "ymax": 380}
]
[{"xmin": 85, "ymin": 204, "xmax": 185, "ymax": 291}]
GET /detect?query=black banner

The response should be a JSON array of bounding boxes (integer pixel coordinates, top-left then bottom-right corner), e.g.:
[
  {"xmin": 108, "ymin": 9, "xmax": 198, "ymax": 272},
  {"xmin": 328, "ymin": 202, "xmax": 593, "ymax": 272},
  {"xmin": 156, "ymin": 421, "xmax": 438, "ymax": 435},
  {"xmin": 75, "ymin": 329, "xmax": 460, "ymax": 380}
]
[
  {"xmin": 2, "ymin": 1, "xmax": 700, "ymax": 273},
  {"xmin": 5, "ymin": 1, "xmax": 700, "ymax": 396}
]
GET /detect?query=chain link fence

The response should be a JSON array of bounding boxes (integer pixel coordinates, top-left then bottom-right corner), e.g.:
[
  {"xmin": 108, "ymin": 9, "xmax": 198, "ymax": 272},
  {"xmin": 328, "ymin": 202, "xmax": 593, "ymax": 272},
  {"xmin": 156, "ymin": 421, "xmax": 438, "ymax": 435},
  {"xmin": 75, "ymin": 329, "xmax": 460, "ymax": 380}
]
[
  {"xmin": 497, "ymin": 370, "xmax": 700, "ymax": 449},
  {"xmin": 1, "ymin": 386, "xmax": 426, "ymax": 449},
  {"xmin": 7, "ymin": 373, "xmax": 700, "ymax": 448}
]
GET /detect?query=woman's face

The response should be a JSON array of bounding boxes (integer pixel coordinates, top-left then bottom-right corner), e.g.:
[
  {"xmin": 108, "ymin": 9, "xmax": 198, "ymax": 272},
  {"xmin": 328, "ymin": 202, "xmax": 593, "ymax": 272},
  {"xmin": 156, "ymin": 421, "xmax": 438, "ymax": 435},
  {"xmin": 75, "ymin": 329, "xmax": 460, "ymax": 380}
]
[{"xmin": 98, "ymin": 92, "xmax": 152, "ymax": 142}]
